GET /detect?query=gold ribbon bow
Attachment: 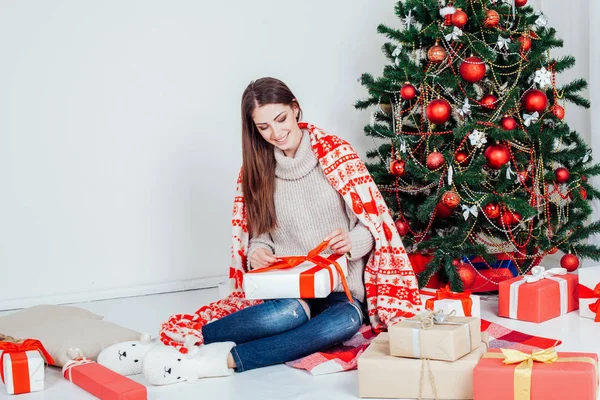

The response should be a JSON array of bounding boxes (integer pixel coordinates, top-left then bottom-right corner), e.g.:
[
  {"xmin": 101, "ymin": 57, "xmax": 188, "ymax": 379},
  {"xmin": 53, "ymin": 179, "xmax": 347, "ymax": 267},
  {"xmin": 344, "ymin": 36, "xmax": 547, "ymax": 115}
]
[{"xmin": 501, "ymin": 348, "xmax": 558, "ymax": 400}]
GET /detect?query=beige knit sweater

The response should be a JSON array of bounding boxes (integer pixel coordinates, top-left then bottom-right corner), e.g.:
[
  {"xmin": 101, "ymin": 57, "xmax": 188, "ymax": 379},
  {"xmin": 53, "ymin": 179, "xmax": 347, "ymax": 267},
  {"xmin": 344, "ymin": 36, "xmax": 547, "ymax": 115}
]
[{"xmin": 247, "ymin": 133, "xmax": 374, "ymax": 303}]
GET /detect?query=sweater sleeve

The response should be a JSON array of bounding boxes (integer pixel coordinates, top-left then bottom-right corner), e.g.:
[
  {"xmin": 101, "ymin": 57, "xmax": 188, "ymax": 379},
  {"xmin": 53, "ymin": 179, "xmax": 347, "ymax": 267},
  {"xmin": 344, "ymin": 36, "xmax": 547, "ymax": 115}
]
[
  {"xmin": 246, "ymin": 232, "xmax": 275, "ymax": 270},
  {"xmin": 344, "ymin": 202, "xmax": 375, "ymax": 261}
]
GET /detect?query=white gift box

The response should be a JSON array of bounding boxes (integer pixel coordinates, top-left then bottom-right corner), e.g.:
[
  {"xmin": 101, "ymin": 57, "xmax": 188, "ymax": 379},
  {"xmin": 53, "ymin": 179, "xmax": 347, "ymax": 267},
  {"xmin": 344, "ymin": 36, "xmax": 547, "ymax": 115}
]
[
  {"xmin": 0, "ymin": 350, "xmax": 45, "ymax": 395},
  {"xmin": 419, "ymin": 288, "xmax": 481, "ymax": 318},
  {"xmin": 243, "ymin": 254, "xmax": 348, "ymax": 300},
  {"xmin": 579, "ymin": 266, "xmax": 600, "ymax": 321}
]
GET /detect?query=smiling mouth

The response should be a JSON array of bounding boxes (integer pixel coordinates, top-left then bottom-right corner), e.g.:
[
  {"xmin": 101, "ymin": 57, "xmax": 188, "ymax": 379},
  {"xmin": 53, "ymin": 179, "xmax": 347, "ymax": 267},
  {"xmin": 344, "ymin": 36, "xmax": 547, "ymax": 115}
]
[{"xmin": 273, "ymin": 132, "xmax": 289, "ymax": 144}]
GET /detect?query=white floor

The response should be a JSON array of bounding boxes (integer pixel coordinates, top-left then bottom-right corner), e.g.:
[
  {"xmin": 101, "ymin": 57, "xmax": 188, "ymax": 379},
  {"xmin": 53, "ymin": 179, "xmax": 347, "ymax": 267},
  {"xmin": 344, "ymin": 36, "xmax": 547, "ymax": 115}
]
[{"xmin": 1, "ymin": 287, "xmax": 599, "ymax": 400}]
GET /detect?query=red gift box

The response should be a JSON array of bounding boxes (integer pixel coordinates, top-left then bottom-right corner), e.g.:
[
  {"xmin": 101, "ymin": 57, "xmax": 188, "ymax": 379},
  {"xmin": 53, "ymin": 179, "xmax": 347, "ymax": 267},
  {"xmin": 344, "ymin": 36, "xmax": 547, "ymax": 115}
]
[
  {"xmin": 498, "ymin": 267, "xmax": 579, "ymax": 323},
  {"xmin": 63, "ymin": 357, "xmax": 146, "ymax": 400},
  {"xmin": 0, "ymin": 339, "xmax": 54, "ymax": 395},
  {"xmin": 473, "ymin": 348, "xmax": 598, "ymax": 400}
]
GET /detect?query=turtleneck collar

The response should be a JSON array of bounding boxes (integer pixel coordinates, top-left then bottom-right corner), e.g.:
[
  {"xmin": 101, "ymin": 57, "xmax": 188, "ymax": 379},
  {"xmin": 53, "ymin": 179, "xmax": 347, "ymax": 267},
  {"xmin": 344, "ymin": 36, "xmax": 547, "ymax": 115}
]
[{"xmin": 274, "ymin": 131, "xmax": 318, "ymax": 180}]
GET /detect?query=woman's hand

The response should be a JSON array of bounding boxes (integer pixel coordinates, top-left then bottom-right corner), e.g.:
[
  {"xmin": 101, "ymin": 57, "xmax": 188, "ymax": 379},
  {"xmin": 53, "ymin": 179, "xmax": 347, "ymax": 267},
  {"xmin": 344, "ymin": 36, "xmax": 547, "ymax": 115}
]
[
  {"xmin": 250, "ymin": 248, "xmax": 278, "ymax": 270},
  {"xmin": 324, "ymin": 229, "xmax": 352, "ymax": 255}
]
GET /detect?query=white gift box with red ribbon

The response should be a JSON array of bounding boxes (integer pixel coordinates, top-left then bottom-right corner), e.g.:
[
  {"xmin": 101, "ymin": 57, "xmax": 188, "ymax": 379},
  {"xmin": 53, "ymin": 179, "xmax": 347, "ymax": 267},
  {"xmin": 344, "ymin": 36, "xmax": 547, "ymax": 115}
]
[
  {"xmin": 578, "ymin": 266, "xmax": 600, "ymax": 322},
  {"xmin": 0, "ymin": 350, "xmax": 45, "ymax": 395},
  {"xmin": 243, "ymin": 254, "xmax": 348, "ymax": 300},
  {"xmin": 419, "ymin": 288, "xmax": 481, "ymax": 318}
]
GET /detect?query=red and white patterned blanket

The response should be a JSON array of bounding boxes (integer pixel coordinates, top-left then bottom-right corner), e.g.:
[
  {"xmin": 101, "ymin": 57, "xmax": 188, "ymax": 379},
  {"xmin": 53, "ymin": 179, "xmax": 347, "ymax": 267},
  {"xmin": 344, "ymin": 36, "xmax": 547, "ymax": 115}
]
[{"xmin": 159, "ymin": 122, "xmax": 422, "ymax": 353}]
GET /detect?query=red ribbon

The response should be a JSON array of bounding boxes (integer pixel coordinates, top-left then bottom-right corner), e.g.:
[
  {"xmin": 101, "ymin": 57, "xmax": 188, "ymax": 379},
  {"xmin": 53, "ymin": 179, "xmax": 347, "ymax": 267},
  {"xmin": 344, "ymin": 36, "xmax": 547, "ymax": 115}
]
[
  {"xmin": 0, "ymin": 339, "xmax": 54, "ymax": 393},
  {"xmin": 423, "ymin": 285, "xmax": 473, "ymax": 317},
  {"xmin": 247, "ymin": 241, "xmax": 353, "ymax": 302},
  {"xmin": 578, "ymin": 283, "xmax": 600, "ymax": 322}
]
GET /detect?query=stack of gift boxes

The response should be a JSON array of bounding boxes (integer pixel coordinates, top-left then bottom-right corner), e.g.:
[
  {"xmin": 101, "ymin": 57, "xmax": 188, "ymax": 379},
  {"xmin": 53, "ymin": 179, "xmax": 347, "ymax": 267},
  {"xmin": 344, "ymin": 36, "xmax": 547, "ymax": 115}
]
[
  {"xmin": 359, "ymin": 287, "xmax": 487, "ymax": 399},
  {"xmin": 359, "ymin": 265, "xmax": 600, "ymax": 400}
]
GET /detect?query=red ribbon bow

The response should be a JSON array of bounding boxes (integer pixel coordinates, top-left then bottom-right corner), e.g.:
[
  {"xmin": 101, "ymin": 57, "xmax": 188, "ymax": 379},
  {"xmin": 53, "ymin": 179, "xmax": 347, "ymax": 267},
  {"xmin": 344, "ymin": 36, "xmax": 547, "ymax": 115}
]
[
  {"xmin": 247, "ymin": 241, "xmax": 353, "ymax": 302},
  {"xmin": 578, "ymin": 282, "xmax": 600, "ymax": 322},
  {"xmin": 0, "ymin": 339, "xmax": 55, "ymax": 386},
  {"xmin": 423, "ymin": 285, "xmax": 473, "ymax": 317}
]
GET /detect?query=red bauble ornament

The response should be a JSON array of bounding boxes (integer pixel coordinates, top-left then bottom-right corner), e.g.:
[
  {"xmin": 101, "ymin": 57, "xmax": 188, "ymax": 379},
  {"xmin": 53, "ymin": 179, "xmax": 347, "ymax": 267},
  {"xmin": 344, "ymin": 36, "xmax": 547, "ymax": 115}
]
[
  {"xmin": 483, "ymin": 144, "xmax": 510, "ymax": 170},
  {"xmin": 521, "ymin": 89, "xmax": 548, "ymax": 113},
  {"xmin": 580, "ymin": 187, "xmax": 588, "ymax": 200},
  {"xmin": 390, "ymin": 160, "xmax": 406, "ymax": 177},
  {"xmin": 484, "ymin": 10, "xmax": 500, "ymax": 28},
  {"xmin": 555, "ymin": 167, "xmax": 570, "ymax": 183},
  {"xmin": 456, "ymin": 262, "xmax": 476, "ymax": 289},
  {"xmin": 436, "ymin": 203, "xmax": 454, "ymax": 218},
  {"xmin": 551, "ymin": 104, "xmax": 565, "ymax": 120},
  {"xmin": 480, "ymin": 94, "xmax": 498, "ymax": 110},
  {"xmin": 394, "ymin": 218, "xmax": 410, "ymax": 236},
  {"xmin": 498, "ymin": 210, "xmax": 522, "ymax": 226},
  {"xmin": 459, "ymin": 57, "xmax": 486, "ymax": 83},
  {"xmin": 517, "ymin": 36, "xmax": 532, "ymax": 52},
  {"xmin": 455, "ymin": 150, "xmax": 469, "ymax": 165},
  {"xmin": 444, "ymin": 14, "xmax": 453, "ymax": 26},
  {"xmin": 515, "ymin": 0, "xmax": 527, "ymax": 7},
  {"xmin": 452, "ymin": 9, "xmax": 468, "ymax": 28},
  {"xmin": 442, "ymin": 191, "xmax": 461, "ymax": 209},
  {"xmin": 548, "ymin": 247, "xmax": 558, "ymax": 255},
  {"xmin": 560, "ymin": 254, "xmax": 579, "ymax": 272},
  {"xmin": 427, "ymin": 151, "xmax": 445, "ymax": 170},
  {"xmin": 501, "ymin": 116, "xmax": 517, "ymax": 131},
  {"xmin": 483, "ymin": 202, "xmax": 501, "ymax": 219},
  {"xmin": 426, "ymin": 99, "xmax": 452, "ymax": 124},
  {"xmin": 428, "ymin": 45, "xmax": 447, "ymax": 62},
  {"xmin": 400, "ymin": 83, "xmax": 417, "ymax": 100}
]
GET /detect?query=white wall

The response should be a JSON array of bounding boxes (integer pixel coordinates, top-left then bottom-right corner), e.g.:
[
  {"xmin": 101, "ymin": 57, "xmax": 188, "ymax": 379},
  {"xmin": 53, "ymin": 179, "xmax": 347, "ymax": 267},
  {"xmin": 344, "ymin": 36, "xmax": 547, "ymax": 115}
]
[
  {"xmin": 0, "ymin": 0, "xmax": 398, "ymax": 309},
  {"xmin": 539, "ymin": 0, "xmax": 590, "ymax": 145}
]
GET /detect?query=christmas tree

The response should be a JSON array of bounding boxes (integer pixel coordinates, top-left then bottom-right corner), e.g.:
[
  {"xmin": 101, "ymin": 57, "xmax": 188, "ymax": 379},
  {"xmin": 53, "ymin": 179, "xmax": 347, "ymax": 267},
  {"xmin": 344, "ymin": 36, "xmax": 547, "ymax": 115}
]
[{"xmin": 356, "ymin": 0, "xmax": 600, "ymax": 291}]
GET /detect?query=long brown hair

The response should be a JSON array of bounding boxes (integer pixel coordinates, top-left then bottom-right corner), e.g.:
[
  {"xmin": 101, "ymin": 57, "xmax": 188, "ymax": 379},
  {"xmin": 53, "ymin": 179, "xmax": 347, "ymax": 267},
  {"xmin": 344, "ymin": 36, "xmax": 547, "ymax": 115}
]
[{"xmin": 241, "ymin": 77, "xmax": 302, "ymax": 236}]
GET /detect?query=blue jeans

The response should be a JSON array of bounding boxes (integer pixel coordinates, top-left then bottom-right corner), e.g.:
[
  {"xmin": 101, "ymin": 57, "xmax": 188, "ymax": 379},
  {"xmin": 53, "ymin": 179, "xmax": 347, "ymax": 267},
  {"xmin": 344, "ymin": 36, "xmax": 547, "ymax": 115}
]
[{"xmin": 202, "ymin": 293, "xmax": 364, "ymax": 372}]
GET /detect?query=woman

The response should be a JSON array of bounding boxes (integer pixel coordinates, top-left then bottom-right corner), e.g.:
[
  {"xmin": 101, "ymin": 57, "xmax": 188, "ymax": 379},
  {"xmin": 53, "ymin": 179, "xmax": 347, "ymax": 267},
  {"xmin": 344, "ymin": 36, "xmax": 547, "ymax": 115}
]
[{"xmin": 145, "ymin": 77, "xmax": 420, "ymax": 385}]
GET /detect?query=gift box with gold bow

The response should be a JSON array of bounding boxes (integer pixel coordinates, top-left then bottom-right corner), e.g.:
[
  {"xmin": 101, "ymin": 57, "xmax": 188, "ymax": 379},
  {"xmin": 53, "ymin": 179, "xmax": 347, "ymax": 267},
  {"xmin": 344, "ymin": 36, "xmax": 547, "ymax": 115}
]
[
  {"xmin": 579, "ymin": 266, "xmax": 600, "ymax": 322},
  {"xmin": 358, "ymin": 332, "xmax": 489, "ymax": 399},
  {"xmin": 420, "ymin": 285, "xmax": 481, "ymax": 317},
  {"xmin": 388, "ymin": 311, "xmax": 481, "ymax": 362},
  {"xmin": 473, "ymin": 348, "xmax": 598, "ymax": 400},
  {"xmin": 0, "ymin": 339, "xmax": 54, "ymax": 395},
  {"xmin": 498, "ymin": 266, "xmax": 579, "ymax": 323},
  {"xmin": 243, "ymin": 241, "xmax": 350, "ymax": 301}
]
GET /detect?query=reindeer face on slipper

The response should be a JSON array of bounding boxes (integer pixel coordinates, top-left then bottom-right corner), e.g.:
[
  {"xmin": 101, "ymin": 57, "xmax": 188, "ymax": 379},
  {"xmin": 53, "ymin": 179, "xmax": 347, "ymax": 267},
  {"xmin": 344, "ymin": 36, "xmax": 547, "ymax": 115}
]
[
  {"xmin": 97, "ymin": 333, "xmax": 158, "ymax": 376},
  {"xmin": 142, "ymin": 341, "xmax": 236, "ymax": 386},
  {"xmin": 142, "ymin": 345, "xmax": 196, "ymax": 385}
]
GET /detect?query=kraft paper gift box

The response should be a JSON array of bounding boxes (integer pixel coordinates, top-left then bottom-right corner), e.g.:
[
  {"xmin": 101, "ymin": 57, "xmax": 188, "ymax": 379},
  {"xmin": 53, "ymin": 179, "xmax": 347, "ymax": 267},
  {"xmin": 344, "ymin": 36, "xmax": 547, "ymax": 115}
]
[
  {"xmin": 498, "ymin": 266, "xmax": 578, "ymax": 323},
  {"xmin": 63, "ymin": 357, "xmax": 147, "ymax": 400},
  {"xmin": 358, "ymin": 332, "xmax": 489, "ymax": 399},
  {"xmin": 388, "ymin": 314, "xmax": 481, "ymax": 362},
  {"xmin": 420, "ymin": 286, "xmax": 481, "ymax": 317},
  {"xmin": 473, "ymin": 348, "xmax": 598, "ymax": 400},
  {"xmin": 0, "ymin": 339, "xmax": 54, "ymax": 395},
  {"xmin": 579, "ymin": 266, "xmax": 600, "ymax": 322},
  {"xmin": 243, "ymin": 253, "xmax": 348, "ymax": 300}
]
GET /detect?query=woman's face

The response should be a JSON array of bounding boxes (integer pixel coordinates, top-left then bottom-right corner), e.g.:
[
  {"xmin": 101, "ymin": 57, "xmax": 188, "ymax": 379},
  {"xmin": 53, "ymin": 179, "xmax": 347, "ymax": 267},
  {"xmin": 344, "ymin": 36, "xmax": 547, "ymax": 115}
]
[{"xmin": 252, "ymin": 103, "xmax": 303, "ymax": 157}]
